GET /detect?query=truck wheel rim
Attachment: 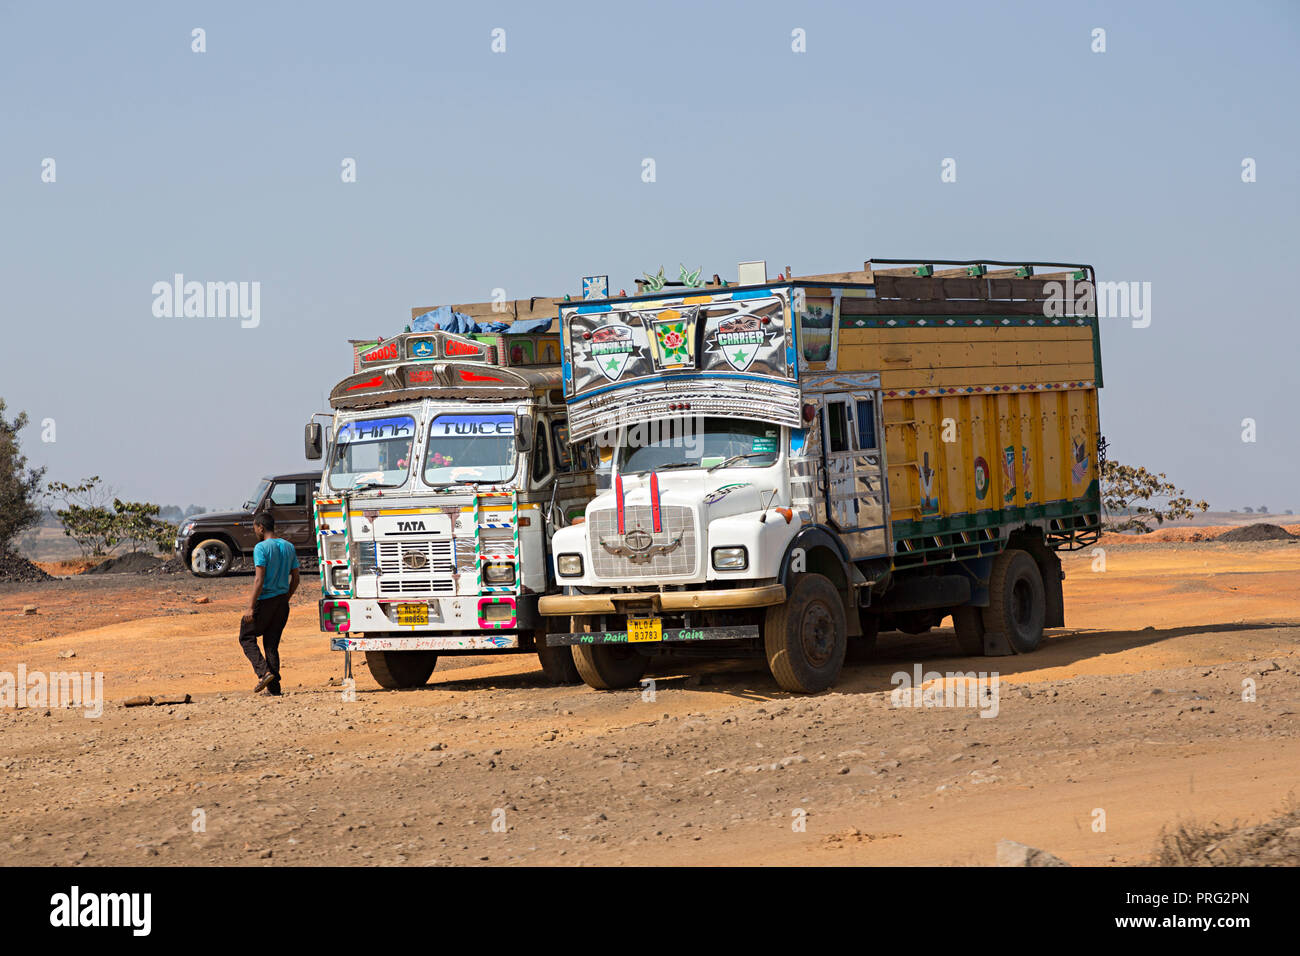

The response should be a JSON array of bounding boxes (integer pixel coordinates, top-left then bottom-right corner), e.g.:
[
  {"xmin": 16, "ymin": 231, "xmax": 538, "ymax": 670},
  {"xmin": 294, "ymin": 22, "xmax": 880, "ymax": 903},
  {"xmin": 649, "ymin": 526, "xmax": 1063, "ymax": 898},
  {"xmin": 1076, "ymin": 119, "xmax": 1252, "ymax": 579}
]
[
  {"xmin": 800, "ymin": 602, "xmax": 835, "ymax": 667},
  {"xmin": 201, "ymin": 545, "xmax": 226, "ymax": 573},
  {"xmin": 1012, "ymin": 578, "xmax": 1033, "ymax": 629}
]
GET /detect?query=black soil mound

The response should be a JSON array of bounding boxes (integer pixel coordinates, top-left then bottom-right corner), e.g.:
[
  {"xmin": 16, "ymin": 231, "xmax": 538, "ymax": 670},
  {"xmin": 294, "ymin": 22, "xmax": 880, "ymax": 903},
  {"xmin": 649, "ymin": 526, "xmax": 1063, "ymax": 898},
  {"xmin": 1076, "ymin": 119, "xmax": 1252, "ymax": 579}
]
[
  {"xmin": 86, "ymin": 551, "xmax": 165, "ymax": 574},
  {"xmin": 1218, "ymin": 523, "xmax": 1296, "ymax": 543},
  {"xmin": 146, "ymin": 555, "xmax": 187, "ymax": 575},
  {"xmin": 0, "ymin": 549, "xmax": 55, "ymax": 583}
]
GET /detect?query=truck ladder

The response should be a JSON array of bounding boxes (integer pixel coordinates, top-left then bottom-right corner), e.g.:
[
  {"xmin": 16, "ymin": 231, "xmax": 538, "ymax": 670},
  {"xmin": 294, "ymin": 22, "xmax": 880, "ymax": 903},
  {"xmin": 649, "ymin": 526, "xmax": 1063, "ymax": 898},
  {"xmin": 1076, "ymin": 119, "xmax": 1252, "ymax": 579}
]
[
  {"xmin": 314, "ymin": 492, "xmax": 355, "ymax": 680},
  {"xmin": 314, "ymin": 492, "xmax": 353, "ymax": 598},
  {"xmin": 472, "ymin": 490, "xmax": 520, "ymax": 597}
]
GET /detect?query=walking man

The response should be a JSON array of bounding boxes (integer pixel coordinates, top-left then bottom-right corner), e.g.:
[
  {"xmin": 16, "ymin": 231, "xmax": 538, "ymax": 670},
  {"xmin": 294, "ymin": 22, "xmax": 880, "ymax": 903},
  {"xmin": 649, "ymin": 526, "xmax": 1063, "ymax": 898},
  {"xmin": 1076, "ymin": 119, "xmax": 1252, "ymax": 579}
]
[{"xmin": 239, "ymin": 512, "xmax": 299, "ymax": 695}]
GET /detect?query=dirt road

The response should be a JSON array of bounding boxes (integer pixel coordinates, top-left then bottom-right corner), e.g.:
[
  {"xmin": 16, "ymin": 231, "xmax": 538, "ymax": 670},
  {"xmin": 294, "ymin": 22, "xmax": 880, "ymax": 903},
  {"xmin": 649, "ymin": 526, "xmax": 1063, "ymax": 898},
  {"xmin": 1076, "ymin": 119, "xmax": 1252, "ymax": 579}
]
[{"xmin": 2, "ymin": 540, "xmax": 1298, "ymax": 866}]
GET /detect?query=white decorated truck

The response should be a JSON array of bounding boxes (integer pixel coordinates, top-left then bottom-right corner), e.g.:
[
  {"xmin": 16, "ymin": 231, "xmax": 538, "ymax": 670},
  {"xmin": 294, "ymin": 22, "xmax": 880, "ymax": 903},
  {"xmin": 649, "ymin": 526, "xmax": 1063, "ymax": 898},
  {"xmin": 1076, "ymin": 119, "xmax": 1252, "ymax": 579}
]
[
  {"xmin": 540, "ymin": 259, "xmax": 1103, "ymax": 693},
  {"xmin": 306, "ymin": 301, "xmax": 598, "ymax": 689}
]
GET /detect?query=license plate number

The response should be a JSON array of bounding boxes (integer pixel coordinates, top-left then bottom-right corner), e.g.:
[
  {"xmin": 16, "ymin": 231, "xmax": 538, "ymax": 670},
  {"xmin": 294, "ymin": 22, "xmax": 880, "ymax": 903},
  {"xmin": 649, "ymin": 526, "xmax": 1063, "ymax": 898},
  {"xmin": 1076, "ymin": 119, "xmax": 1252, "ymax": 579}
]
[
  {"xmin": 626, "ymin": 617, "xmax": 662, "ymax": 643},
  {"xmin": 395, "ymin": 603, "xmax": 429, "ymax": 626}
]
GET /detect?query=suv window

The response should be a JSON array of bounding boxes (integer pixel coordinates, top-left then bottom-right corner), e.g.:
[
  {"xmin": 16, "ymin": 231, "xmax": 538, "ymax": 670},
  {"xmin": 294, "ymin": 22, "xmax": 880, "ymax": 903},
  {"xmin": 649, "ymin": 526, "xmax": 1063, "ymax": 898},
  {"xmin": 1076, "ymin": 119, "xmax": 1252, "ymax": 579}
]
[{"xmin": 270, "ymin": 482, "xmax": 305, "ymax": 507}]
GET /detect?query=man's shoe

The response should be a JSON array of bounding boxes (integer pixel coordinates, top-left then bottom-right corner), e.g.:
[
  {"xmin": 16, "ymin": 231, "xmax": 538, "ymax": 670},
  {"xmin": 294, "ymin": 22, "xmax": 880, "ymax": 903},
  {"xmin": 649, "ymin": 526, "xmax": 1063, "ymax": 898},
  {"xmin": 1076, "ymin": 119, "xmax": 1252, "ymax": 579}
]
[{"xmin": 253, "ymin": 671, "xmax": 276, "ymax": 693}]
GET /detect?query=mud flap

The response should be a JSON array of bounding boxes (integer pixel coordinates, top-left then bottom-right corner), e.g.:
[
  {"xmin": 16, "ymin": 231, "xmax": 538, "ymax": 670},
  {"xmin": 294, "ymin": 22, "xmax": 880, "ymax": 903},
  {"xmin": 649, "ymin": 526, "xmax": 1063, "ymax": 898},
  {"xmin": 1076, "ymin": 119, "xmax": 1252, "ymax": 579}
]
[{"xmin": 981, "ymin": 629, "xmax": 1015, "ymax": 656}]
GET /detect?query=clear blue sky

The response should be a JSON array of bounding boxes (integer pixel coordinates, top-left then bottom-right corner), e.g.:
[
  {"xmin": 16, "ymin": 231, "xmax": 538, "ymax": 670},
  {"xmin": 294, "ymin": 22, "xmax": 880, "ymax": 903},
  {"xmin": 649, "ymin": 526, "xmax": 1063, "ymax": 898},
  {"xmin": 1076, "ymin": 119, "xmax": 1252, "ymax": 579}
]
[{"xmin": 2, "ymin": 0, "xmax": 1296, "ymax": 510}]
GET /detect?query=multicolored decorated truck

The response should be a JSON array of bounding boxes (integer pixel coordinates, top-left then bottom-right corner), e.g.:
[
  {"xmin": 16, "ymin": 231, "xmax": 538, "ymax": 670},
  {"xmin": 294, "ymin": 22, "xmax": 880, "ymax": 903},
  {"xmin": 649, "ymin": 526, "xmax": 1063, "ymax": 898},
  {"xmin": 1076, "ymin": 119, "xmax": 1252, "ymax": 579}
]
[
  {"xmin": 540, "ymin": 259, "xmax": 1102, "ymax": 693},
  {"xmin": 305, "ymin": 298, "xmax": 597, "ymax": 689}
]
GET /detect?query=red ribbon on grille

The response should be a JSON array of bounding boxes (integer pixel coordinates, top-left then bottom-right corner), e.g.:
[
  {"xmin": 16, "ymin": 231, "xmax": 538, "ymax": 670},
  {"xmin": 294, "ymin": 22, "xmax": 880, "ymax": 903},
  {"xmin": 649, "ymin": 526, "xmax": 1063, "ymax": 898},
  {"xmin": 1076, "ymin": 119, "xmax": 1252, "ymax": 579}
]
[
  {"xmin": 615, "ymin": 473, "xmax": 625, "ymax": 534},
  {"xmin": 650, "ymin": 471, "xmax": 662, "ymax": 533}
]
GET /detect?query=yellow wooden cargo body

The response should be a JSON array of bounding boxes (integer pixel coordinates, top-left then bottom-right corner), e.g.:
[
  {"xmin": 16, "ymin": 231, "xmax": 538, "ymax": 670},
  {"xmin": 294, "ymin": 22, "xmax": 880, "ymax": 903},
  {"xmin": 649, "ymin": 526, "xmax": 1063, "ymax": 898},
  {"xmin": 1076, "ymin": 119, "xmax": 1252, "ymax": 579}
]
[{"xmin": 795, "ymin": 265, "xmax": 1102, "ymax": 565}]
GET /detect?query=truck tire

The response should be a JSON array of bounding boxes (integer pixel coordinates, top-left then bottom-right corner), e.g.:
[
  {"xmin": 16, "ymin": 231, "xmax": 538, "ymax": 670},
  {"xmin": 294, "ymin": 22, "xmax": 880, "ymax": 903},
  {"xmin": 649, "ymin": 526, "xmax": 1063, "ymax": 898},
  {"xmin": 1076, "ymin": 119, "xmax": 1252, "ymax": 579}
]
[
  {"xmin": 764, "ymin": 573, "xmax": 846, "ymax": 693},
  {"xmin": 982, "ymin": 549, "xmax": 1046, "ymax": 654},
  {"xmin": 535, "ymin": 622, "xmax": 581, "ymax": 685},
  {"xmin": 365, "ymin": 650, "xmax": 438, "ymax": 689},
  {"xmin": 190, "ymin": 538, "xmax": 233, "ymax": 578},
  {"xmin": 844, "ymin": 611, "xmax": 880, "ymax": 663},
  {"xmin": 951, "ymin": 606, "xmax": 986, "ymax": 656},
  {"xmin": 572, "ymin": 643, "xmax": 648, "ymax": 690}
]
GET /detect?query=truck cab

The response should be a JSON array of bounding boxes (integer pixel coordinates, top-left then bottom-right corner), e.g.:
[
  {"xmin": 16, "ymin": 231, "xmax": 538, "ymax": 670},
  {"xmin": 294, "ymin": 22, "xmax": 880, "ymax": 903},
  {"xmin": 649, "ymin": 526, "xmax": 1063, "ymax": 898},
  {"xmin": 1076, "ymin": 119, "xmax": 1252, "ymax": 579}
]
[{"xmin": 310, "ymin": 320, "xmax": 597, "ymax": 689}]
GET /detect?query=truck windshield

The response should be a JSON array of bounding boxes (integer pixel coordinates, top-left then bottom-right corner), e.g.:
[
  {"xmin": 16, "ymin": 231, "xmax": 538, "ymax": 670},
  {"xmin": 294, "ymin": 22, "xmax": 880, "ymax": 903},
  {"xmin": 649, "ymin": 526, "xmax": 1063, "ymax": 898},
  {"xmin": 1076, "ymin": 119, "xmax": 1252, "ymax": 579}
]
[
  {"xmin": 424, "ymin": 412, "xmax": 517, "ymax": 486},
  {"xmin": 618, "ymin": 417, "xmax": 781, "ymax": 474},
  {"xmin": 328, "ymin": 415, "xmax": 417, "ymax": 490}
]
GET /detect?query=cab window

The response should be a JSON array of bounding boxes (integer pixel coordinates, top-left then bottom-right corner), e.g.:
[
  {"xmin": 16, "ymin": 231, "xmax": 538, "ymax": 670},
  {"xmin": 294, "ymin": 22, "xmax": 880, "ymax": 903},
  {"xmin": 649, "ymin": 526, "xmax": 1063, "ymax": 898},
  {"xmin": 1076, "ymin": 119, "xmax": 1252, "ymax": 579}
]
[
  {"xmin": 552, "ymin": 420, "xmax": 575, "ymax": 473},
  {"xmin": 825, "ymin": 401, "xmax": 851, "ymax": 453},
  {"xmin": 855, "ymin": 399, "xmax": 878, "ymax": 450},
  {"xmin": 532, "ymin": 420, "xmax": 552, "ymax": 482}
]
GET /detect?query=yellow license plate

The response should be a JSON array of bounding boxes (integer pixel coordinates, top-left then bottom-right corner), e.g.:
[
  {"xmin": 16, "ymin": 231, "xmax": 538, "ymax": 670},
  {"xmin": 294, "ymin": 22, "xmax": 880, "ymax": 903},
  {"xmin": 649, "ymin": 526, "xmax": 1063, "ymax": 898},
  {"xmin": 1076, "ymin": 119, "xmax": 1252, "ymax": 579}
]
[
  {"xmin": 626, "ymin": 617, "xmax": 662, "ymax": 643},
  {"xmin": 395, "ymin": 604, "xmax": 429, "ymax": 626}
]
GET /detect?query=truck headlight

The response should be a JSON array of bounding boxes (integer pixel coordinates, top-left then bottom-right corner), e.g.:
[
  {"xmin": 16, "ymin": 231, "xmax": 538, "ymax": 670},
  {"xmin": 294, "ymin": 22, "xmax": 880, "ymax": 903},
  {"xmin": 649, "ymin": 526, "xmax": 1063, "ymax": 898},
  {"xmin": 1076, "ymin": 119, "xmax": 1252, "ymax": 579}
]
[
  {"xmin": 179, "ymin": 522, "xmax": 195, "ymax": 537},
  {"xmin": 711, "ymin": 546, "xmax": 748, "ymax": 571},
  {"xmin": 557, "ymin": 554, "xmax": 584, "ymax": 577},
  {"xmin": 329, "ymin": 566, "xmax": 350, "ymax": 590},
  {"xmin": 324, "ymin": 539, "xmax": 346, "ymax": 562},
  {"xmin": 484, "ymin": 563, "xmax": 516, "ymax": 585}
]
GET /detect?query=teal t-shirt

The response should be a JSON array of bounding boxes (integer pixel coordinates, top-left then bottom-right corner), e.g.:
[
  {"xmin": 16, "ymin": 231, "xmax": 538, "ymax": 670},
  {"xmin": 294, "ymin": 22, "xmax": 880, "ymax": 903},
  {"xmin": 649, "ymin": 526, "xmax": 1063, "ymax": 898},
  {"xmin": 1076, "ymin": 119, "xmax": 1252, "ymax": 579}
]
[{"xmin": 254, "ymin": 537, "xmax": 299, "ymax": 600}]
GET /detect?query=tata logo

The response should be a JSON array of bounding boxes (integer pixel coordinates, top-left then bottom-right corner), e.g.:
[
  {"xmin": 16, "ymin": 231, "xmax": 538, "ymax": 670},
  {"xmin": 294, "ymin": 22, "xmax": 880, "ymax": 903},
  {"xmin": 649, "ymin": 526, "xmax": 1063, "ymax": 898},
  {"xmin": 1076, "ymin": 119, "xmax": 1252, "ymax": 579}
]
[
  {"xmin": 624, "ymin": 528, "xmax": 652, "ymax": 552},
  {"xmin": 396, "ymin": 520, "xmax": 426, "ymax": 532}
]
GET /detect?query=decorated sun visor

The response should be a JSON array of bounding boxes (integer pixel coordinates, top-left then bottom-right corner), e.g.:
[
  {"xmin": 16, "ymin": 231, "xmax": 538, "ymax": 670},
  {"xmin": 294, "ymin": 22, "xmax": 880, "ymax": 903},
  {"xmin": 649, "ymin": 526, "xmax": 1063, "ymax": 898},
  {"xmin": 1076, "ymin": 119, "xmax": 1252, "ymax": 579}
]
[
  {"xmin": 561, "ymin": 290, "xmax": 800, "ymax": 442},
  {"xmin": 329, "ymin": 361, "xmax": 560, "ymax": 409}
]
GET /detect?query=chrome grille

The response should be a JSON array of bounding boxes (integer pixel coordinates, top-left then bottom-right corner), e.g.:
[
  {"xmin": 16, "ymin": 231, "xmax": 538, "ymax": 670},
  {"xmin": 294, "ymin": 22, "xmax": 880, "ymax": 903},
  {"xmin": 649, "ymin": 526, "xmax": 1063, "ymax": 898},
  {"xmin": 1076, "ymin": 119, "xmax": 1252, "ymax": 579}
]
[
  {"xmin": 589, "ymin": 505, "xmax": 697, "ymax": 580},
  {"xmin": 360, "ymin": 539, "xmax": 456, "ymax": 595}
]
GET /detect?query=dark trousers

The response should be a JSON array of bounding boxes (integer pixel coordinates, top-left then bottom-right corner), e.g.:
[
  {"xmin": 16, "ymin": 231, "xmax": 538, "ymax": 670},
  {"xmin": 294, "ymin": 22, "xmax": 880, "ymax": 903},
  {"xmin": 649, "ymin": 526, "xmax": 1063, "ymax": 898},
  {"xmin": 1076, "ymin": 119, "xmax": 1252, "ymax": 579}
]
[{"xmin": 239, "ymin": 594, "xmax": 290, "ymax": 691}]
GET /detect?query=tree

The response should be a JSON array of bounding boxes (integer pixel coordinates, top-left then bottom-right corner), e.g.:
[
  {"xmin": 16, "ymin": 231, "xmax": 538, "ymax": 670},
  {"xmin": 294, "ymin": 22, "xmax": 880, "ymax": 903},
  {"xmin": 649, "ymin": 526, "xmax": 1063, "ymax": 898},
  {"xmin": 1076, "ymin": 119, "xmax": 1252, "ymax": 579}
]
[
  {"xmin": 1101, "ymin": 460, "xmax": 1209, "ymax": 533},
  {"xmin": 112, "ymin": 499, "xmax": 177, "ymax": 555},
  {"xmin": 0, "ymin": 399, "xmax": 46, "ymax": 551},
  {"xmin": 47, "ymin": 477, "xmax": 119, "ymax": 558}
]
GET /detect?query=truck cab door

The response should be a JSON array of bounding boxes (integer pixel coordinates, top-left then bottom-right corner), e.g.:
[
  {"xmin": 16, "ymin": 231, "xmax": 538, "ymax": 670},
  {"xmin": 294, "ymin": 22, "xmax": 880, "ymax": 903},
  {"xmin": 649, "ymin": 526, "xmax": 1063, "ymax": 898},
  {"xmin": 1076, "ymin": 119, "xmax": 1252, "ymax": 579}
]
[
  {"xmin": 547, "ymin": 416, "xmax": 592, "ymax": 535},
  {"xmin": 820, "ymin": 392, "xmax": 889, "ymax": 560}
]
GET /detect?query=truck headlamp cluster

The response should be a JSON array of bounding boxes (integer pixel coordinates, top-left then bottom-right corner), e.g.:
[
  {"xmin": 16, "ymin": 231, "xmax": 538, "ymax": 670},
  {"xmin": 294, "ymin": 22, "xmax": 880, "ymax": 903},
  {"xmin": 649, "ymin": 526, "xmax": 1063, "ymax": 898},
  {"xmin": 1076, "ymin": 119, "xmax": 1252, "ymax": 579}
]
[
  {"xmin": 711, "ymin": 546, "xmax": 748, "ymax": 571},
  {"xmin": 483, "ymin": 563, "xmax": 516, "ymax": 585},
  {"xmin": 329, "ymin": 566, "xmax": 350, "ymax": 590},
  {"xmin": 324, "ymin": 539, "xmax": 347, "ymax": 562},
  {"xmin": 557, "ymin": 553, "xmax": 584, "ymax": 577}
]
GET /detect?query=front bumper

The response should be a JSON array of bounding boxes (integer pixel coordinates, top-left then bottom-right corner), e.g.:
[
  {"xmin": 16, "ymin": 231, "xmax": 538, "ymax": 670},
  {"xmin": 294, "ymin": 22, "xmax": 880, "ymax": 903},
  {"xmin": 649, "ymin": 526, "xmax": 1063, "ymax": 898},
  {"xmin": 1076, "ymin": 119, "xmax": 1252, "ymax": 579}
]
[
  {"xmin": 546, "ymin": 624, "xmax": 761, "ymax": 647},
  {"xmin": 329, "ymin": 633, "xmax": 523, "ymax": 651},
  {"xmin": 537, "ymin": 583, "xmax": 785, "ymax": 616},
  {"xmin": 320, "ymin": 595, "xmax": 536, "ymax": 637}
]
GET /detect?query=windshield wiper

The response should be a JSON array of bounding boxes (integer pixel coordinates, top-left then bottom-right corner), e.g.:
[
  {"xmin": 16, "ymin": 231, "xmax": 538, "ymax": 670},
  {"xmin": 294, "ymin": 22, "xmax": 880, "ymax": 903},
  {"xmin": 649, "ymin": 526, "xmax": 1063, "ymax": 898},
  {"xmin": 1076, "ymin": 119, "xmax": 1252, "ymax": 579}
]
[
  {"xmin": 707, "ymin": 453, "xmax": 768, "ymax": 473},
  {"xmin": 350, "ymin": 479, "xmax": 401, "ymax": 492}
]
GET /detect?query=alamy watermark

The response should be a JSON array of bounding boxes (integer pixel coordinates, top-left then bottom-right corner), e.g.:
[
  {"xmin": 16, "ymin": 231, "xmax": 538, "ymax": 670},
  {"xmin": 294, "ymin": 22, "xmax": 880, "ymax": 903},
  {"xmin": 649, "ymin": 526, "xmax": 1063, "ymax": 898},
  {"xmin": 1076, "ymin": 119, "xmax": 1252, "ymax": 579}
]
[
  {"xmin": 1043, "ymin": 277, "xmax": 1150, "ymax": 328},
  {"xmin": 152, "ymin": 274, "xmax": 260, "ymax": 328},
  {"xmin": 890, "ymin": 664, "xmax": 1000, "ymax": 718},
  {"xmin": 1, "ymin": 665, "xmax": 104, "ymax": 717}
]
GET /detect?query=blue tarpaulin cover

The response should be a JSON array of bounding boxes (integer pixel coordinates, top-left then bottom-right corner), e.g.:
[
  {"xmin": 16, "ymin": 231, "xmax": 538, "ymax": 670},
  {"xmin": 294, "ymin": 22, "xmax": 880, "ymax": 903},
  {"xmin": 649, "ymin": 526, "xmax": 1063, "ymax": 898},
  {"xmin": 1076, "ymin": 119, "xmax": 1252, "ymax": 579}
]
[{"xmin": 412, "ymin": 305, "xmax": 553, "ymax": 335}]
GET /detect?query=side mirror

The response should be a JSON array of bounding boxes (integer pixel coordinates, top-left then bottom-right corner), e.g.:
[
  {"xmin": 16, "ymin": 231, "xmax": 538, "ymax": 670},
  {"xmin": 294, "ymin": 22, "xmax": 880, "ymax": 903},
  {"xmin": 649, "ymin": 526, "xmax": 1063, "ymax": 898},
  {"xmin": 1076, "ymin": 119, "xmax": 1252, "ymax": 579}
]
[
  {"xmin": 515, "ymin": 414, "xmax": 532, "ymax": 453},
  {"xmin": 305, "ymin": 422, "xmax": 323, "ymax": 460}
]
